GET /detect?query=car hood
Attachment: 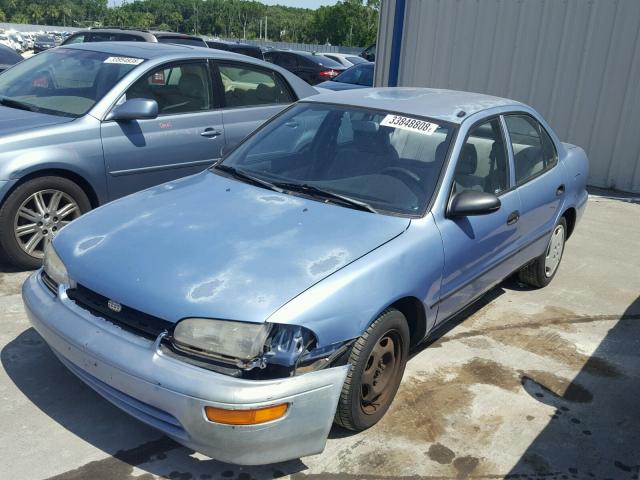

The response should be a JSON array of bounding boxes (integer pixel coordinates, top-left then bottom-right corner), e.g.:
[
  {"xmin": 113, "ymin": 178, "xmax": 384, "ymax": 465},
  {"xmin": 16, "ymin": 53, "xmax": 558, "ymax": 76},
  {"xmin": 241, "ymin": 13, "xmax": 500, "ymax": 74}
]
[
  {"xmin": 0, "ymin": 106, "xmax": 74, "ymax": 136},
  {"xmin": 316, "ymin": 81, "xmax": 369, "ymax": 91},
  {"xmin": 55, "ymin": 171, "xmax": 410, "ymax": 324}
]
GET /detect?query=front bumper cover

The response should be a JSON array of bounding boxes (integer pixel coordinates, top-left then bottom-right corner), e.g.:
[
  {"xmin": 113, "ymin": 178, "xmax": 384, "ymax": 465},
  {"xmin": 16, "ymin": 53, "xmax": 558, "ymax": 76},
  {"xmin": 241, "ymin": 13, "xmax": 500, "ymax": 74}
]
[{"xmin": 22, "ymin": 272, "xmax": 348, "ymax": 465}]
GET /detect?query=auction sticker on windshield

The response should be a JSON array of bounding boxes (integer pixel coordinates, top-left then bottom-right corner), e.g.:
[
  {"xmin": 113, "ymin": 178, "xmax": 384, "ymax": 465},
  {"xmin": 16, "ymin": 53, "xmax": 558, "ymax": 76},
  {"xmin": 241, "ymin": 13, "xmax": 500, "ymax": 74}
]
[
  {"xmin": 104, "ymin": 56, "xmax": 144, "ymax": 65},
  {"xmin": 380, "ymin": 114, "xmax": 439, "ymax": 135}
]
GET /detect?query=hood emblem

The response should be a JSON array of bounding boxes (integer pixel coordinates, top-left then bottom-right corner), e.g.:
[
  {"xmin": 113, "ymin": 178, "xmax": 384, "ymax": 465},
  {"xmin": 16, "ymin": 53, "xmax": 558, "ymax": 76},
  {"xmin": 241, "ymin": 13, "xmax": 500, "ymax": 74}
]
[{"xmin": 107, "ymin": 300, "xmax": 122, "ymax": 313}]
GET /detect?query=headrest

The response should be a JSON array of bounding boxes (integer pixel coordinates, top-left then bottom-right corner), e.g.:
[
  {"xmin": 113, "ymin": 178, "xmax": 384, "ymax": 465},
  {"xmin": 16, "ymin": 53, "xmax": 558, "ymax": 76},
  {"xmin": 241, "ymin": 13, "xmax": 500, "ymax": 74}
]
[
  {"xmin": 256, "ymin": 83, "xmax": 276, "ymax": 102},
  {"xmin": 351, "ymin": 120, "xmax": 379, "ymax": 133},
  {"xmin": 179, "ymin": 73, "xmax": 203, "ymax": 96},
  {"xmin": 457, "ymin": 143, "xmax": 478, "ymax": 175}
]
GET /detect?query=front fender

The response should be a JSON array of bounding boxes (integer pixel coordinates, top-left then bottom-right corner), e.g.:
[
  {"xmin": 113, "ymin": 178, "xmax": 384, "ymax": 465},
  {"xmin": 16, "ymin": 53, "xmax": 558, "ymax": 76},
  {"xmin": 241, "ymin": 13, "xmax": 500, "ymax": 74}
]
[
  {"xmin": 0, "ymin": 116, "xmax": 107, "ymax": 204},
  {"xmin": 267, "ymin": 214, "xmax": 445, "ymax": 347}
]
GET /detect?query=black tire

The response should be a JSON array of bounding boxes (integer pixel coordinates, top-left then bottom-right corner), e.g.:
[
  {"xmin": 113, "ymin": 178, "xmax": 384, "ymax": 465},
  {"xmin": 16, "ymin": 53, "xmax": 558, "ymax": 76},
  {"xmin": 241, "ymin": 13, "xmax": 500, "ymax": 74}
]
[
  {"xmin": 334, "ymin": 308, "xmax": 409, "ymax": 431},
  {"xmin": 0, "ymin": 176, "xmax": 91, "ymax": 270},
  {"xmin": 518, "ymin": 217, "xmax": 567, "ymax": 288}
]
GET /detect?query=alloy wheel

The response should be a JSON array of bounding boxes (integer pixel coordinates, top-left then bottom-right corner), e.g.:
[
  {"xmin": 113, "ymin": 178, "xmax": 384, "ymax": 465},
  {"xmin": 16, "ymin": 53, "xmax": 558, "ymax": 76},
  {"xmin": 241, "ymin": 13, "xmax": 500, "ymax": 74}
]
[{"xmin": 13, "ymin": 189, "xmax": 80, "ymax": 259}]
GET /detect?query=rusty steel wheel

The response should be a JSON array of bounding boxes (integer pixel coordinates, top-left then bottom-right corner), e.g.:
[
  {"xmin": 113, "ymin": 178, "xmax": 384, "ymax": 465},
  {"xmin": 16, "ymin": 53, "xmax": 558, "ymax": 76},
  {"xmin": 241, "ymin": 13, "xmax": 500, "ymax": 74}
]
[
  {"xmin": 334, "ymin": 308, "xmax": 409, "ymax": 431},
  {"xmin": 360, "ymin": 330, "xmax": 403, "ymax": 415}
]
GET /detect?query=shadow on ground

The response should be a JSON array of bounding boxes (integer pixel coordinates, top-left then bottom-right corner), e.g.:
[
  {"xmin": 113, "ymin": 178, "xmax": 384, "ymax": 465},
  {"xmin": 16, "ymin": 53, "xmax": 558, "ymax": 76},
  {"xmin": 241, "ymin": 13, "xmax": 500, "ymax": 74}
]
[{"xmin": 506, "ymin": 296, "xmax": 640, "ymax": 479}]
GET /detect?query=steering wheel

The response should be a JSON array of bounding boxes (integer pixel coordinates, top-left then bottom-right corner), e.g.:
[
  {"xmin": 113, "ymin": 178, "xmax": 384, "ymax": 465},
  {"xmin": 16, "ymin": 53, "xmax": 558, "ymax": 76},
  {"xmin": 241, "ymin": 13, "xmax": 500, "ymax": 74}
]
[{"xmin": 379, "ymin": 166, "xmax": 425, "ymax": 197}]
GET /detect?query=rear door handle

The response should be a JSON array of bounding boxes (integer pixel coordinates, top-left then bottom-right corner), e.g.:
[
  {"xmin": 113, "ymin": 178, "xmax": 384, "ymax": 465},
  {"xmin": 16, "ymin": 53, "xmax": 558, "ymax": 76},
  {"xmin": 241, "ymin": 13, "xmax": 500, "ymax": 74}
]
[
  {"xmin": 200, "ymin": 128, "xmax": 222, "ymax": 138},
  {"xmin": 507, "ymin": 210, "xmax": 520, "ymax": 225},
  {"xmin": 556, "ymin": 184, "xmax": 565, "ymax": 196}
]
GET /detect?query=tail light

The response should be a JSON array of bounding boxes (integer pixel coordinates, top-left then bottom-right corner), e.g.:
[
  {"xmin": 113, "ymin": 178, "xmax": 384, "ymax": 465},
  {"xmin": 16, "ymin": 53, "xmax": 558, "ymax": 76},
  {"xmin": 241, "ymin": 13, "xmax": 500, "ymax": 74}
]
[{"xmin": 319, "ymin": 69, "xmax": 340, "ymax": 78}]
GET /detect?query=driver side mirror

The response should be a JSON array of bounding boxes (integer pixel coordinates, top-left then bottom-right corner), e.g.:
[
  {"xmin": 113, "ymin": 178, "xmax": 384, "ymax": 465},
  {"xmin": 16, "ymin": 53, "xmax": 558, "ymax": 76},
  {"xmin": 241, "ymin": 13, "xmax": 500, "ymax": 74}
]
[
  {"xmin": 449, "ymin": 190, "xmax": 501, "ymax": 217},
  {"xmin": 106, "ymin": 98, "xmax": 158, "ymax": 122}
]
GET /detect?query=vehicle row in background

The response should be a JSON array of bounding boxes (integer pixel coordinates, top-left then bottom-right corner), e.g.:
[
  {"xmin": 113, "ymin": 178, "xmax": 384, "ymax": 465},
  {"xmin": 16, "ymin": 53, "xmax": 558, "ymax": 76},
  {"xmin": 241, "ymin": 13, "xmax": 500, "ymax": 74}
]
[
  {"xmin": 62, "ymin": 28, "xmax": 208, "ymax": 48},
  {"xmin": 0, "ymin": 41, "xmax": 318, "ymax": 268}
]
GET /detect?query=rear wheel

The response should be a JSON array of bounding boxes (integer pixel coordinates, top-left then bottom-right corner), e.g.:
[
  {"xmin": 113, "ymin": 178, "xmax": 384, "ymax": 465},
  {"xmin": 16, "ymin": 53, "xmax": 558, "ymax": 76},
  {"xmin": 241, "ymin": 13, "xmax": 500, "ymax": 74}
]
[
  {"xmin": 0, "ymin": 176, "xmax": 90, "ymax": 269},
  {"xmin": 518, "ymin": 217, "xmax": 567, "ymax": 288},
  {"xmin": 334, "ymin": 308, "xmax": 409, "ymax": 431}
]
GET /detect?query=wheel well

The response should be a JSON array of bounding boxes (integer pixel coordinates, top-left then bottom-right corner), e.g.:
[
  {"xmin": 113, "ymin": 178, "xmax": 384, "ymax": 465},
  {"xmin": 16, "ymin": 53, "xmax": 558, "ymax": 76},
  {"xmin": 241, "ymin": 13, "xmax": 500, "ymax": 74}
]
[
  {"xmin": 390, "ymin": 296, "xmax": 427, "ymax": 348},
  {"xmin": 562, "ymin": 207, "xmax": 577, "ymax": 239},
  {"xmin": 8, "ymin": 169, "xmax": 99, "ymax": 208}
]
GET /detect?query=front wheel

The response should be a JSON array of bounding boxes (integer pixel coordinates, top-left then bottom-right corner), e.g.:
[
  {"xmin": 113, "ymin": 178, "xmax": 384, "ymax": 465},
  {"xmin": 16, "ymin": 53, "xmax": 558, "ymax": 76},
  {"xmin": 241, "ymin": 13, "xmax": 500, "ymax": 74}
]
[
  {"xmin": 334, "ymin": 308, "xmax": 409, "ymax": 431},
  {"xmin": 0, "ymin": 176, "xmax": 90, "ymax": 269},
  {"xmin": 518, "ymin": 217, "xmax": 567, "ymax": 288}
]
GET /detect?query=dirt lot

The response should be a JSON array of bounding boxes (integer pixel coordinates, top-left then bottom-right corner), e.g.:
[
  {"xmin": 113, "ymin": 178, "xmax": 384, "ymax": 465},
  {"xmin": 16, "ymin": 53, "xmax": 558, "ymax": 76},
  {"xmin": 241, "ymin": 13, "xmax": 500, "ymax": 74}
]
[{"xmin": 1, "ymin": 193, "xmax": 639, "ymax": 480}]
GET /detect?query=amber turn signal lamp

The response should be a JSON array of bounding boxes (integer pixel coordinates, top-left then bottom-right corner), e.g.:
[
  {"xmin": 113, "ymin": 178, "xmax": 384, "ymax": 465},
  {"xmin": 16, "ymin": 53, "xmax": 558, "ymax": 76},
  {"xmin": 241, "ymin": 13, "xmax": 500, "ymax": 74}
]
[{"xmin": 204, "ymin": 403, "xmax": 289, "ymax": 425}]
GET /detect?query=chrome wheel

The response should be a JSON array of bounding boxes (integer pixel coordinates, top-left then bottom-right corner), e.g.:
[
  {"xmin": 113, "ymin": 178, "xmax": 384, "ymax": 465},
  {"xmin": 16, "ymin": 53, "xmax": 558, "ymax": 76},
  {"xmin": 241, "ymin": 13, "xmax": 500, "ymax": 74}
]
[
  {"xmin": 544, "ymin": 224, "xmax": 565, "ymax": 277},
  {"xmin": 13, "ymin": 189, "xmax": 80, "ymax": 258},
  {"xmin": 360, "ymin": 330, "xmax": 403, "ymax": 415}
]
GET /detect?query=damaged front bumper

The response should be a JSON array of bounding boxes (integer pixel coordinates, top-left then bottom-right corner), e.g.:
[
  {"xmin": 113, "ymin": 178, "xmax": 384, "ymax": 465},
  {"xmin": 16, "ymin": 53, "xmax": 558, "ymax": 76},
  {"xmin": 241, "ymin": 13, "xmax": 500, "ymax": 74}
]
[{"xmin": 22, "ymin": 272, "xmax": 349, "ymax": 465}]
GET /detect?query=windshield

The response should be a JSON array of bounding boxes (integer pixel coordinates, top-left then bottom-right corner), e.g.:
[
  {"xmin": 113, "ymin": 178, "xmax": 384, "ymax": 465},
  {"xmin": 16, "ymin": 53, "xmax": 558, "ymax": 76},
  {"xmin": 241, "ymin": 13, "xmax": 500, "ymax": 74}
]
[
  {"xmin": 0, "ymin": 48, "xmax": 142, "ymax": 117},
  {"xmin": 334, "ymin": 63, "xmax": 374, "ymax": 86},
  {"xmin": 216, "ymin": 103, "xmax": 455, "ymax": 216}
]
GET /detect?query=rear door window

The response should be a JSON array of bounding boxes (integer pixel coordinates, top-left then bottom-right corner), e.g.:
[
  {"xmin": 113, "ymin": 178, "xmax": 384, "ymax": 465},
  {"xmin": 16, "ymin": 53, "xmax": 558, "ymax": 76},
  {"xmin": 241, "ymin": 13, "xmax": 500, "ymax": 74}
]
[
  {"xmin": 217, "ymin": 63, "xmax": 295, "ymax": 107},
  {"xmin": 504, "ymin": 114, "xmax": 558, "ymax": 185}
]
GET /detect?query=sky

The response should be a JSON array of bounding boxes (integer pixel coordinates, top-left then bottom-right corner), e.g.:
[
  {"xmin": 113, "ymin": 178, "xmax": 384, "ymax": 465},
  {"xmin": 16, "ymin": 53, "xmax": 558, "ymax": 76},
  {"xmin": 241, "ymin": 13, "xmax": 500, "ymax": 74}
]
[
  {"xmin": 258, "ymin": 0, "xmax": 340, "ymax": 7},
  {"xmin": 112, "ymin": 0, "xmax": 340, "ymax": 8}
]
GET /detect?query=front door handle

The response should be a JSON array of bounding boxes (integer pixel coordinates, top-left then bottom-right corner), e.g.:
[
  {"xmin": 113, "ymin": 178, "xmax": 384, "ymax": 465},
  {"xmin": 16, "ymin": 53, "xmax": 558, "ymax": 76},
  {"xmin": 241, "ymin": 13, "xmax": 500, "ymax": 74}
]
[
  {"xmin": 556, "ymin": 184, "xmax": 565, "ymax": 196},
  {"xmin": 507, "ymin": 210, "xmax": 520, "ymax": 225},
  {"xmin": 200, "ymin": 128, "xmax": 222, "ymax": 138}
]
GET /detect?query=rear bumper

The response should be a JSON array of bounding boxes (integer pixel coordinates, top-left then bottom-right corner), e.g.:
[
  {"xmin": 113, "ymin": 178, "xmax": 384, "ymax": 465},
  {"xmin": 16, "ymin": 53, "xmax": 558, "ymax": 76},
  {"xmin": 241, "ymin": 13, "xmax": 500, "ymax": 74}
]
[{"xmin": 22, "ymin": 272, "xmax": 348, "ymax": 465}]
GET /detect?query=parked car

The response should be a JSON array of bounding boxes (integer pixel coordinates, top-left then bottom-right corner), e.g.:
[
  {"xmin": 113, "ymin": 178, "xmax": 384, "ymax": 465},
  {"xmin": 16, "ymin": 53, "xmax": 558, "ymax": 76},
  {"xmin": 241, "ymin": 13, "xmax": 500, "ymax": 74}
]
[
  {"xmin": 23, "ymin": 88, "xmax": 588, "ymax": 465},
  {"xmin": 206, "ymin": 40, "xmax": 264, "ymax": 60},
  {"xmin": 62, "ymin": 28, "xmax": 207, "ymax": 48},
  {"xmin": 0, "ymin": 44, "xmax": 23, "ymax": 73},
  {"xmin": 317, "ymin": 52, "xmax": 368, "ymax": 67},
  {"xmin": 33, "ymin": 34, "xmax": 56, "ymax": 53},
  {"xmin": 360, "ymin": 43, "xmax": 375, "ymax": 62},
  {"xmin": 263, "ymin": 50, "xmax": 346, "ymax": 85},
  {"xmin": 0, "ymin": 34, "xmax": 15, "ymax": 51},
  {"xmin": 0, "ymin": 41, "xmax": 318, "ymax": 268},
  {"xmin": 316, "ymin": 62, "xmax": 374, "ymax": 90},
  {"xmin": 7, "ymin": 32, "xmax": 24, "ymax": 53}
]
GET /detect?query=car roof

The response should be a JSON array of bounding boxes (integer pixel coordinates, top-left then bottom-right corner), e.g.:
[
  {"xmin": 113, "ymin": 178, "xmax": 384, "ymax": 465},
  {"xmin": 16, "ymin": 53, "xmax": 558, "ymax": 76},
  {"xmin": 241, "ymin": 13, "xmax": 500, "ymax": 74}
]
[
  {"xmin": 301, "ymin": 87, "xmax": 524, "ymax": 124},
  {"xmin": 61, "ymin": 41, "xmax": 212, "ymax": 59}
]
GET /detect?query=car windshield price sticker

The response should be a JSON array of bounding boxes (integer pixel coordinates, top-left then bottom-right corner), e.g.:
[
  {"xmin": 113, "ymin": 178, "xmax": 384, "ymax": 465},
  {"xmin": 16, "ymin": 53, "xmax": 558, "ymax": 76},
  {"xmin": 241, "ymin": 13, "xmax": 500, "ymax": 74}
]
[
  {"xmin": 104, "ymin": 56, "xmax": 144, "ymax": 65},
  {"xmin": 380, "ymin": 114, "xmax": 439, "ymax": 135}
]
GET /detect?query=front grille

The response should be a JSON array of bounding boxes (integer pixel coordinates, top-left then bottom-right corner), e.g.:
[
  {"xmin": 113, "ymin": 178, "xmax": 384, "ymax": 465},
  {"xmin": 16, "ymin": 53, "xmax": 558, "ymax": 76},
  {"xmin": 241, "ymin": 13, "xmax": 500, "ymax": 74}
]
[{"xmin": 66, "ymin": 284, "xmax": 173, "ymax": 340}]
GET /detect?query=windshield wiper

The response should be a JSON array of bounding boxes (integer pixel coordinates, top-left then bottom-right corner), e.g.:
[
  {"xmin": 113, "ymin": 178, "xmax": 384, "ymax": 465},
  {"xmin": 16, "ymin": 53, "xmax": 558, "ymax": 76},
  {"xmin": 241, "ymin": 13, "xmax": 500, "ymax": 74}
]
[
  {"xmin": 214, "ymin": 164, "xmax": 283, "ymax": 193},
  {"xmin": 0, "ymin": 96, "xmax": 40, "ymax": 113},
  {"xmin": 273, "ymin": 182, "xmax": 377, "ymax": 213}
]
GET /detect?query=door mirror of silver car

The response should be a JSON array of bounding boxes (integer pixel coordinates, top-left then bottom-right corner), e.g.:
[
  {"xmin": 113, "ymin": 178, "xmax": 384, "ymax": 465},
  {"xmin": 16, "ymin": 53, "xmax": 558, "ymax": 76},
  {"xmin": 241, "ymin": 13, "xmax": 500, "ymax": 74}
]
[
  {"xmin": 106, "ymin": 98, "xmax": 158, "ymax": 122},
  {"xmin": 448, "ymin": 190, "xmax": 501, "ymax": 217}
]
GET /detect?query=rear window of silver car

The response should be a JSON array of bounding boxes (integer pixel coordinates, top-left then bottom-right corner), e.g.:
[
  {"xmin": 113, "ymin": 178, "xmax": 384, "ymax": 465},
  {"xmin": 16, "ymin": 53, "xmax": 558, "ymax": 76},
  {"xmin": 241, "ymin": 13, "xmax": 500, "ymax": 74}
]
[{"xmin": 0, "ymin": 48, "xmax": 143, "ymax": 117}]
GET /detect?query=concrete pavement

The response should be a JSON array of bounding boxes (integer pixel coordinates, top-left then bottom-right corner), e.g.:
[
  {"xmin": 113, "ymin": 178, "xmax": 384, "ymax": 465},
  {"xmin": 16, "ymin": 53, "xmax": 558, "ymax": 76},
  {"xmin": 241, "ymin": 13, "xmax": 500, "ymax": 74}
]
[{"xmin": 1, "ymin": 194, "xmax": 639, "ymax": 479}]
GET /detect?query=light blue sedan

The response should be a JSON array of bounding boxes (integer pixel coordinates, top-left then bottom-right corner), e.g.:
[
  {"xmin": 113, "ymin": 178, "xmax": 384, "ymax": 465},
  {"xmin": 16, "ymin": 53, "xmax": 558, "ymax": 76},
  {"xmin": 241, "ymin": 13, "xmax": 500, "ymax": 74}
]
[
  {"xmin": 0, "ymin": 41, "xmax": 317, "ymax": 268},
  {"xmin": 23, "ymin": 88, "xmax": 589, "ymax": 465}
]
